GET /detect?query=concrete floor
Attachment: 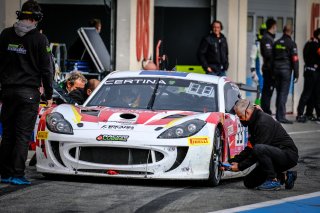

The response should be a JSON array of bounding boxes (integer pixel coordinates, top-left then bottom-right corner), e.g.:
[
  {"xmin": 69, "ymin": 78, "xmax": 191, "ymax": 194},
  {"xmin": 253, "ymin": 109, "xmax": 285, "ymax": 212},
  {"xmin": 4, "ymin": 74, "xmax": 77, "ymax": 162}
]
[{"xmin": 0, "ymin": 115, "xmax": 319, "ymax": 213}]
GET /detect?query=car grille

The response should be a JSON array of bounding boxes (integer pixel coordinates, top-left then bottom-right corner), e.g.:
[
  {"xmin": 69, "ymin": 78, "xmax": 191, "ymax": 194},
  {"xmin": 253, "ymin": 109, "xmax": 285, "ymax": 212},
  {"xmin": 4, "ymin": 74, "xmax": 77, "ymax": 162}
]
[
  {"xmin": 69, "ymin": 147, "xmax": 164, "ymax": 165},
  {"xmin": 50, "ymin": 141, "xmax": 66, "ymax": 167}
]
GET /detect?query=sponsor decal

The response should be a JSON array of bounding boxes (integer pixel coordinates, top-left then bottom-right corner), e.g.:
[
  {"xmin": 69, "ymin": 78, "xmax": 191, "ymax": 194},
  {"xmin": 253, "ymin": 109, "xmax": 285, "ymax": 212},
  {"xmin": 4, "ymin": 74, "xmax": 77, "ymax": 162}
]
[
  {"xmin": 101, "ymin": 125, "xmax": 134, "ymax": 130},
  {"xmin": 186, "ymin": 82, "xmax": 215, "ymax": 97},
  {"xmin": 227, "ymin": 125, "xmax": 234, "ymax": 135},
  {"xmin": 37, "ymin": 131, "xmax": 48, "ymax": 140},
  {"xmin": 7, "ymin": 43, "xmax": 27, "ymax": 54},
  {"xmin": 188, "ymin": 136, "xmax": 210, "ymax": 146},
  {"xmin": 96, "ymin": 134, "xmax": 129, "ymax": 142},
  {"xmin": 105, "ymin": 78, "xmax": 166, "ymax": 85}
]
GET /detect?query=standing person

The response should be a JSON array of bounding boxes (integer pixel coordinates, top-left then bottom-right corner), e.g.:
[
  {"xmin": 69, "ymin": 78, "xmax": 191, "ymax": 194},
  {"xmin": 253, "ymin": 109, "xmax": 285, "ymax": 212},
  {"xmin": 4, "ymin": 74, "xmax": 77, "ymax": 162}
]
[
  {"xmin": 260, "ymin": 18, "xmax": 277, "ymax": 115},
  {"xmin": 198, "ymin": 20, "xmax": 229, "ymax": 76},
  {"xmin": 296, "ymin": 28, "xmax": 320, "ymax": 122},
  {"xmin": 249, "ymin": 23, "xmax": 267, "ymax": 105},
  {"xmin": 273, "ymin": 25, "xmax": 299, "ymax": 124},
  {"xmin": 229, "ymin": 99, "xmax": 298, "ymax": 190},
  {"xmin": 0, "ymin": 0, "xmax": 53, "ymax": 185}
]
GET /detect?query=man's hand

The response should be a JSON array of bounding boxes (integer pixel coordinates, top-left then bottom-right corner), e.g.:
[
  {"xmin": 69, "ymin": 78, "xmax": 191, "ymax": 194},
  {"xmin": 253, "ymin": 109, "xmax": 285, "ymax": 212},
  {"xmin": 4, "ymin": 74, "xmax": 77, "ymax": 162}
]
[
  {"xmin": 207, "ymin": 67, "xmax": 213, "ymax": 73},
  {"xmin": 46, "ymin": 99, "xmax": 53, "ymax": 107},
  {"xmin": 251, "ymin": 70, "xmax": 259, "ymax": 83},
  {"xmin": 294, "ymin": 77, "xmax": 298, "ymax": 83},
  {"xmin": 230, "ymin": 162, "xmax": 239, "ymax": 172}
]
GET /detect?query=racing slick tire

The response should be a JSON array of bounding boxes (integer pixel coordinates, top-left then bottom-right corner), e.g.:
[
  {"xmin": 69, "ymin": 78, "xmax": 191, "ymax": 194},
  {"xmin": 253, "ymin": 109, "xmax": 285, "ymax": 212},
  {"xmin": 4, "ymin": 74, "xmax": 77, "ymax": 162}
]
[{"xmin": 207, "ymin": 128, "xmax": 223, "ymax": 186}]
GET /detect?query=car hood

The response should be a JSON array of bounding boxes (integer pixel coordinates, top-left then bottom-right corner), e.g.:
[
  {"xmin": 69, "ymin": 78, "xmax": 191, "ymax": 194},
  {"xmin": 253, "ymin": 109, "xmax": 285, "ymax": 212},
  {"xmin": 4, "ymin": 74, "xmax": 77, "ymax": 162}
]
[{"xmin": 51, "ymin": 104, "xmax": 223, "ymax": 130}]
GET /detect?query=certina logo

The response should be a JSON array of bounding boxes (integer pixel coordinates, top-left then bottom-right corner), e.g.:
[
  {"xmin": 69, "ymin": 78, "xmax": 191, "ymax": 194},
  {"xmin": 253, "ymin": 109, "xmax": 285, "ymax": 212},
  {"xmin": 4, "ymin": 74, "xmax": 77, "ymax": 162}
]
[
  {"xmin": 7, "ymin": 44, "xmax": 27, "ymax": 54},
  {"xmin": 101, "ymin": 125, "xmax": 134, "ymax": 130},
  {"xmin": 96, "ymin": 134, "xmax": 129, "ymax": 142},
  {"xmin": 105, "ymin": 79, "xmax": 166, "ymax": 85}
]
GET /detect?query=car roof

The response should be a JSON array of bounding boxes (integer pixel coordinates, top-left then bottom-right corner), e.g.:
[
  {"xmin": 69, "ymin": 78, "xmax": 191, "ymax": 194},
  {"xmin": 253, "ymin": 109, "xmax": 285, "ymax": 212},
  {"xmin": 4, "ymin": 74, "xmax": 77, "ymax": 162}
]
[{"xmin": 106, "ymin": 70, "xmax": 224, "ymax": 84}]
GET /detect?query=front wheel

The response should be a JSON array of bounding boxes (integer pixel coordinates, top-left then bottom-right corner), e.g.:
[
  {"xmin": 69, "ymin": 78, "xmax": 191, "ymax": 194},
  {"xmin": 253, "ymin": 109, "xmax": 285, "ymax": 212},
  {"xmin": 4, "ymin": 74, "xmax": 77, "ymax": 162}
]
[{"xmin": 207, "ymin": 128, "xmax": 223, "ymax": 186}]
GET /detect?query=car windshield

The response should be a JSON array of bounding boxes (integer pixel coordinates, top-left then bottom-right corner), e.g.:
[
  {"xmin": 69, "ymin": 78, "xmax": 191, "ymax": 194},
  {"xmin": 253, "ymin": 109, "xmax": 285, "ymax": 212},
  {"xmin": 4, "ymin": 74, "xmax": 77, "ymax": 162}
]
[{"xmin": 86, "ymin": 77, "xmax": 218, "ymax": 112}]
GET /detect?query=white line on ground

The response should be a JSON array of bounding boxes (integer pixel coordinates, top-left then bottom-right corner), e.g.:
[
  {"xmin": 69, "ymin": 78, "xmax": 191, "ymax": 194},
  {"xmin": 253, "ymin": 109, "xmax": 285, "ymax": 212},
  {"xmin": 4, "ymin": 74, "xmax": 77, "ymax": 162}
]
[
  {"xmin": 208, "ymin": 191, "xmax": 320, "ymax": 213},
  {"xmin": 288, "ymin": 130, "xmax": 320, "ymax": 135}
]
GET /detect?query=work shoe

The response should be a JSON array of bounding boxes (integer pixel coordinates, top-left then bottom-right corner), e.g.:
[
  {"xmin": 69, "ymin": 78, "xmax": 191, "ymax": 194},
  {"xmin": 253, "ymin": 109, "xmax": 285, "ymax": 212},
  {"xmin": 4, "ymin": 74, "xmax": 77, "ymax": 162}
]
[
  {"xmin": 285, "ymin": 171, "xmax": 297, "ymax": 190},
  {"xmin": 296, "ymin": 115, "xmax": 307, "ymax": 123},
  {"xmin": 1, "ymin": 177, "xmax": 12, "ymax": 184},
  {"xmin": 278, "ymin": 119, "xmax": 293, "ymax": 124},
  {"xmin": 257, "ymin": 179, "xmax": 281, "ymax": 191},
  {"xmin": 11, "ymin": 177, "xmax": 31, "ymax": 185}
]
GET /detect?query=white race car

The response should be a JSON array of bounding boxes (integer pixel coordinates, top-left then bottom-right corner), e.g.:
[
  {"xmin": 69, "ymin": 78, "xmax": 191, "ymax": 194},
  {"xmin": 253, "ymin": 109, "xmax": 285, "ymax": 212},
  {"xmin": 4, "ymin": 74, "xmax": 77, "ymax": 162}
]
[{"xmin": 36, "ymin": 71, "xmax": 252, "ymax": 186}]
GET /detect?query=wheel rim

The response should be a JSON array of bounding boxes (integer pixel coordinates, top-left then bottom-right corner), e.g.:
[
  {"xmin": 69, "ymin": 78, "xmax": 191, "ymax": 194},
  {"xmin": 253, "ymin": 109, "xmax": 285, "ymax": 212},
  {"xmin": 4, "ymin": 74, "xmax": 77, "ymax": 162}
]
[{"xmin": 213, "ymin": 131, "xmax": 222, "ymax": 181}]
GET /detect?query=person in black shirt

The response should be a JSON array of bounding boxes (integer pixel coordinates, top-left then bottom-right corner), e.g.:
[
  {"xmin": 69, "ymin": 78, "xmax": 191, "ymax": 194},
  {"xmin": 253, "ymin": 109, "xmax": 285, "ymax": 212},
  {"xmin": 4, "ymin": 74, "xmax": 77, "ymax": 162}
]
[
  {"xmin": 260, "ymin": 18, "xmax": 277, "ymax": 115},
  {"xmin": 273, "ymin": 25, "xmax": 299, "ymax": 124},
  {"xmin": 198, "ymin": 20, "xmax": 229, "ymax": 76},
  {"xmin": 0, "ymin": 0, "xmax": 53, "ymax": 185},
  {"xmin": 229, "ymin": 99, "xmax": 298, "ymax": 190},
  {"xmin": 68, "ymin": 78, "xmax": 100, "ymax": 105},
  {"xmin": 296, "ymin": 28, "xmax": 320, "ymax": 122}
]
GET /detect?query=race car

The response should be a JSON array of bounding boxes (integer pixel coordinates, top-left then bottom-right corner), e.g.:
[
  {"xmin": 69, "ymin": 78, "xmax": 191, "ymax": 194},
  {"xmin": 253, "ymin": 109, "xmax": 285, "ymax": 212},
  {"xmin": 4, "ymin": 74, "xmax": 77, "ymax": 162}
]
[{"xmin": 36, "ymin": 70, "xmax": 252, "ymax": 186}]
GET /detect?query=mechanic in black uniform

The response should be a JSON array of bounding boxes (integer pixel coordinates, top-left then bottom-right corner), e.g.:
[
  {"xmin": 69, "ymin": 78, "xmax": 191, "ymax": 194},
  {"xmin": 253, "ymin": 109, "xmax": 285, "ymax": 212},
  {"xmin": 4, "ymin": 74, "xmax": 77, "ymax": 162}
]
[
  {"xmin": 198, "ymin": 20, "xmax": 229, "ymax": 76},
  {"xmin": 296, "ymin": 28, "xmax": 320, "ymax": 122},
  {"xmin": 0, "ymin": 0, "xmax": 53, "ymax": 185},
  {"xmin": 273, "ymin": 25, "xmax": 299, "ymax": 124},
  {"xmin": 229, "ymin": 99, "xmax": 298, "ymax": 190},
  {"xmin": 260, "ymin": 18, "xmax": 277, "ymax": 115}
]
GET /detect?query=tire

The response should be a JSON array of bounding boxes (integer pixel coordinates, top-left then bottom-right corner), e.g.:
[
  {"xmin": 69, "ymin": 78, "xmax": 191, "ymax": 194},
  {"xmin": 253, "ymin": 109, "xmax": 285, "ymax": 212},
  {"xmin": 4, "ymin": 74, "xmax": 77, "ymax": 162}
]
[{"xmin": 207, "ymin": 128, "xmax": 223, "ymax": 186}]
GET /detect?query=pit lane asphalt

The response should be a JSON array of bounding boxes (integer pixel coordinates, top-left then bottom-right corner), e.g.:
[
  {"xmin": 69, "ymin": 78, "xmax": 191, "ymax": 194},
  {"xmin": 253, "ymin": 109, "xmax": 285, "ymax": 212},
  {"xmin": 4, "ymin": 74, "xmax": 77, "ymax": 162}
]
[{"xmin": 0, "ymin": 115, "xmax": 319, "ymax": 213}]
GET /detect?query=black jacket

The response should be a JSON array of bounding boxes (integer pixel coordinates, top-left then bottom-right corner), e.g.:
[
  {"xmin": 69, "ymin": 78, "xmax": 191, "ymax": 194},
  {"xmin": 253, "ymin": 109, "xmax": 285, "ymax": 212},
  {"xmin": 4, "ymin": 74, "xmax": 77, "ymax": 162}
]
[
  {"xmin": 303, "ymin": 37, "xmax": 320, "ymax": 70},
  {"xmin": 229, "ymin": 109, "xmax": 299, "ymax": 171},
  {"xmin": 198, "ymin": 33, "xmax": 229, "ymax": 73},
  {"xmin": 273, "ymin": 34, "xmax": 299, "ymax": 79},
  {"xmin": 260, "ymin": 32, "xmax": 275, "ymax": 73},
  {"xmin": 0, "ymin": 27, "xmax": 53, "ymax": 100},
  {"xmin": 52, "ymin": 81, "xmax": 85, "ymax": 105}
]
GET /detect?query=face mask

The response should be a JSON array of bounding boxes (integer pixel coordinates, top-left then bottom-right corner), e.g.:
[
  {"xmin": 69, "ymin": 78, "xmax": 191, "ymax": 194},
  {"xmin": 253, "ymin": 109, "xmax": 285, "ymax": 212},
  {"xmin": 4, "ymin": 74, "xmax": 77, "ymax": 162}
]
[{"xmin": 240, "ymin": 120, "xmax": 249, "ymax": 127}]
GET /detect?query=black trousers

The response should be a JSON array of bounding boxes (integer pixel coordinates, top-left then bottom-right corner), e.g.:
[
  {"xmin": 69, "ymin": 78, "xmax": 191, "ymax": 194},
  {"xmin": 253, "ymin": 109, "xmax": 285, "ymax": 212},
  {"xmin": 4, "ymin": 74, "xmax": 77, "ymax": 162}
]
[
  {"xmin": 297, "ymin": 71, "xmax": 320, "ymax": 117},
  {"xmin": 261, "ymin": 69, "xmax": 275, "ymax": 115},
  {"xmin": 274, "ymin": 68, "xmax": 292, "ymax": 121},
  {"xmin": 0, "ymin": 87, "xmax": 40, "ymax": 178},
  {"xmin": 243, "ymin": 144, "xmax": 298, "ymax": 189}
]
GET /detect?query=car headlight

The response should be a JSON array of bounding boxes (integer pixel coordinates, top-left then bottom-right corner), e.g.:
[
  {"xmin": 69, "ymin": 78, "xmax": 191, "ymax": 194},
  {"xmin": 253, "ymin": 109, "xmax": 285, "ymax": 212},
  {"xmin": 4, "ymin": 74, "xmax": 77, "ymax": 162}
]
[
  {"xmin": 158, "ymin": 119, "xmax": 206, "ymax": 139},
  {"xmin": 46, "ymin": 112, "xmax": 73, "ymax": 135}
]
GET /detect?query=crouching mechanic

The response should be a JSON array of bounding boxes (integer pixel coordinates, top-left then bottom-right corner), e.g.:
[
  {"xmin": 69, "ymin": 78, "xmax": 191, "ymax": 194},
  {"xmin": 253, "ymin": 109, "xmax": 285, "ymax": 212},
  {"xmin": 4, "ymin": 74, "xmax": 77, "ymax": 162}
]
[{"xmin": 229, "ymin": 99, "xmax": 298, "ymax": 190}]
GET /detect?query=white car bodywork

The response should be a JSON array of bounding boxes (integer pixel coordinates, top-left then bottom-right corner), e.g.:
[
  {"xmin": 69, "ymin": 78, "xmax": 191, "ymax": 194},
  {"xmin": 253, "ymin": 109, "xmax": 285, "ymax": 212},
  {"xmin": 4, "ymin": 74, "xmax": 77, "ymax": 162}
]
[{"xmin": 36, "ymin": 71, "xmax": 252, "ymax": 183}]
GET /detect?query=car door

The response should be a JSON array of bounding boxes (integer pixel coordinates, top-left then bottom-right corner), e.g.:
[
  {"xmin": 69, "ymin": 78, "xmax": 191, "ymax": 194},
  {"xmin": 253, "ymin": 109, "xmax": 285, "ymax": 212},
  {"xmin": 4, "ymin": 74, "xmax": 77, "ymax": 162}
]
[{"xmin": 222, "ymin": 82, "xmax": 247, "ymax": 160}]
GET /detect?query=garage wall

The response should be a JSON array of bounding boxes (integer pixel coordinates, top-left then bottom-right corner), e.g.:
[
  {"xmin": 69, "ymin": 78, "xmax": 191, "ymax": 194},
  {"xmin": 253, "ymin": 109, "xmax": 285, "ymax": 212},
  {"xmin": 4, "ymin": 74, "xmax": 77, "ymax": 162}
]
[{"xmin": 216, "ymin": 0, "xmax": 248, "ymax": 85}]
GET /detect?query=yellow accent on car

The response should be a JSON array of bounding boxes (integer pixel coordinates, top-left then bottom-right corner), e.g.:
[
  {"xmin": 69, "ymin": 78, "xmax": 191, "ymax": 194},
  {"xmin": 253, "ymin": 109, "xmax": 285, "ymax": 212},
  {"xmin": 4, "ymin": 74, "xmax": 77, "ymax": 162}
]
[
  {"xmin": 71, "ymin": 106, "xmax": 82, "ymax": 123},
  {"xmin": 37, "ymin": 131, "xmax": 49, "ymax": 140},
  {"xmin": 188, "ymin": 136, "xmax": 210, "ymax": 146}
]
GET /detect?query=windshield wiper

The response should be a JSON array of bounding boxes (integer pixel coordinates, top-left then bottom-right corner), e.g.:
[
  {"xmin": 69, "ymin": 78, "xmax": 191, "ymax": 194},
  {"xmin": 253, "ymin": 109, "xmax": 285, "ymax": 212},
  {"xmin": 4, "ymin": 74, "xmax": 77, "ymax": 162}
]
[{"xmin": 147, "ymin": 78, "xmax": 160, "ymax": 110}]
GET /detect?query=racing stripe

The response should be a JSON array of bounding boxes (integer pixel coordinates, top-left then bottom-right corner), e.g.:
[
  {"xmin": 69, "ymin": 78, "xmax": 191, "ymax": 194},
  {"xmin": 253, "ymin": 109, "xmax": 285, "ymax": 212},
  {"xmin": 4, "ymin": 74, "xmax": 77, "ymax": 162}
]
[
  {"xmin": 205, "ymin": 113, "xmax": 223, "ymax": 124},
  {"xmin": 71, "ymin": 105, "xmax": 82, "ymax": 123}
]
